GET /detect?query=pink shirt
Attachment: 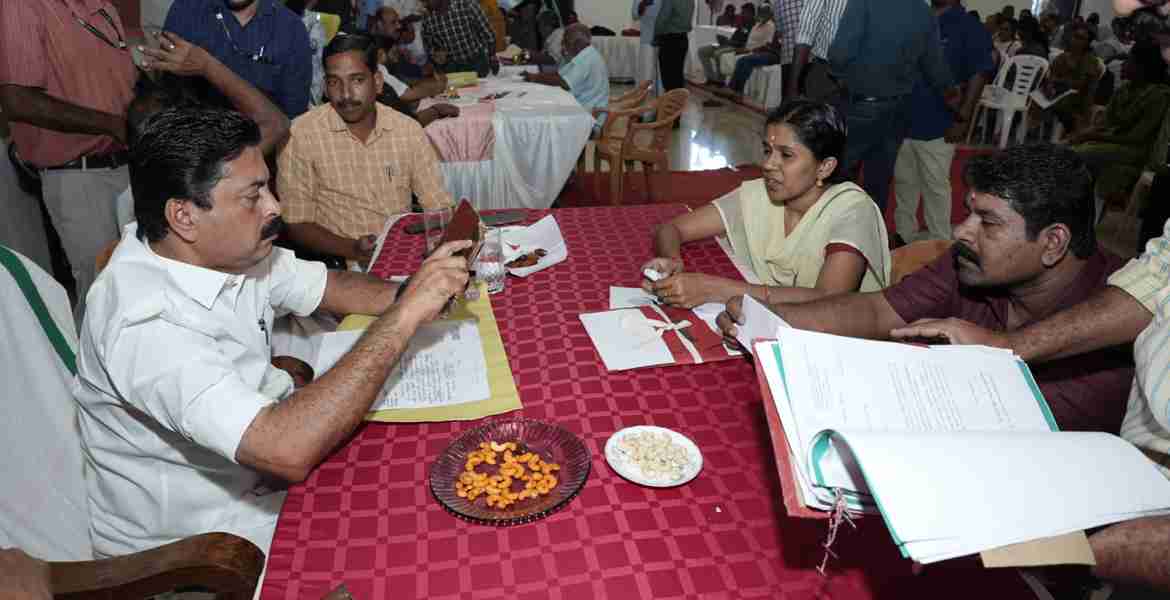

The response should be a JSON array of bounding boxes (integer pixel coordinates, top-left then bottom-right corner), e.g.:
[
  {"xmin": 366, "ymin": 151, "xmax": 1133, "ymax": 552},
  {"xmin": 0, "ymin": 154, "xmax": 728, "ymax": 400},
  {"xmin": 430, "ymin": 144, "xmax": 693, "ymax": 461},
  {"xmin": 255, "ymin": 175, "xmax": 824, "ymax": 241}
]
[{"xmin": 0, "ymin": 0, "xmax": 137, "ymax": 167}]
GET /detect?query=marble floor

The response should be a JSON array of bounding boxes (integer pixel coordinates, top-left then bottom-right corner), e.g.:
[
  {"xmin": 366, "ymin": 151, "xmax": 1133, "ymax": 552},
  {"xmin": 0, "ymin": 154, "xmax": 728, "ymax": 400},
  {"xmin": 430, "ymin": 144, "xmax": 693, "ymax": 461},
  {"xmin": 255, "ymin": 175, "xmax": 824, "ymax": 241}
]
[{"xmin": 580, "ymin": 83, "xmax": 766, "ymax": 173}]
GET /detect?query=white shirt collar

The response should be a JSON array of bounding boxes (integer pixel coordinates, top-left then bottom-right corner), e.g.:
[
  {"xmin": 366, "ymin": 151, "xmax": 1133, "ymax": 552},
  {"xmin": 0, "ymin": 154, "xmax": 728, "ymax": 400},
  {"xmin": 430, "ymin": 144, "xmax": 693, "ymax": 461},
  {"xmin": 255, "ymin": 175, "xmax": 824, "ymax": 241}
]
[{"xmin": 122, "ymin": 223, "xmax": 243, "ymax": 310}]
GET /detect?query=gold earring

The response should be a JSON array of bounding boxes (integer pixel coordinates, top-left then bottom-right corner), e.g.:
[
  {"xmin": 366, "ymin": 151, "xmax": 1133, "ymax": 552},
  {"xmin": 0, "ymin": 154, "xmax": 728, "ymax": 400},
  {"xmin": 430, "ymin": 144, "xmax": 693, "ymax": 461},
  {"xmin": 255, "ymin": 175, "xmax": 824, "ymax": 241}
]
[{"xmin": 816, "ymin": 179, "xmax": 824, "ymax": 188}]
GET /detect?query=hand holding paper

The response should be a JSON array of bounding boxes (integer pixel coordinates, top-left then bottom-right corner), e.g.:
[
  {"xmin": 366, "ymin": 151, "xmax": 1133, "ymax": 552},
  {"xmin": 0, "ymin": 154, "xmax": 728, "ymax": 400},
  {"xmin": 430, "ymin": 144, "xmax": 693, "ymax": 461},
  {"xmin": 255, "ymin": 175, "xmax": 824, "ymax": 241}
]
[{"xmin": 734, "ymin": 294, "xmax": 790, "ymax": 354}]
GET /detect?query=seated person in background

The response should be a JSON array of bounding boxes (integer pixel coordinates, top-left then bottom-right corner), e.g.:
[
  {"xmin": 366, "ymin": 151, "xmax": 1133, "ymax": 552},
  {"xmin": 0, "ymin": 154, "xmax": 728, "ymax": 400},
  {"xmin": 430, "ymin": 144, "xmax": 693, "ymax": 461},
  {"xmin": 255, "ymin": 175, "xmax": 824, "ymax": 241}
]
[
  {"xmin": 528, "ymin": 10, "xmax": 567, "ymax": 66},
  {"xmin": 722, "ymin": 29, "xmax": 783, "ymax": 100},
  {"xmin": 716, "ymin": 4, "xmax": 737, "ymax": 26},
  {"xmin": 699, "ymin": 4, "xmax": 774, "ymax": 86},
  {"xmin": 1030, "ymin": 23, "xmax": 1103, "ymax": 135},
  {"xmin": 1093, "ymin": 17, "xmax": 1132, "ymax": 62},
  {"xmin": 1069, "ymin": 41, "xmax": 1170, "ymax": 211},
  {"xmin": 718, "ymin": 144, "xmax": 1135, "ymax": 434},
  {"xmin": 993, "ymin": 17, "xmax": 1020, "ymax": 61},
  {"xmin": 370, "ymin": 5, "xmax": 425, "ymax": 81},
  {"xmin": 735, "ymin": 2, "xmax": 757, "ymax": 29},
  {"xmin": 523, "ymin": 24, "xmax": 610, "ymax": 119},
  {"xmin": 280, "ymin": 34, "xmax": 453, "ymax": 265},
  {"xmin": 1015, "ymin": 16, "xmax": 1050, "ymax": 57},
  {"xmin": 75, "ymin": 106, "xmax": 471, "ymax": 557},
  {"xmin": 642, "ymin": 99, "xmax": 890, "ymax": 308}
]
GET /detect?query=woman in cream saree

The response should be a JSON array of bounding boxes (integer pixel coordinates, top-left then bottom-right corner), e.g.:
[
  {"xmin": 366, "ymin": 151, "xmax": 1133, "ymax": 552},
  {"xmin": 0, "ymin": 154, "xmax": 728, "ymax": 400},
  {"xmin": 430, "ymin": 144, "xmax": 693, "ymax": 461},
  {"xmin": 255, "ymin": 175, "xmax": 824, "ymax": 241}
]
[{"xmin": 641, "ymin": 99, "xmax": 891, "ymax": 308}]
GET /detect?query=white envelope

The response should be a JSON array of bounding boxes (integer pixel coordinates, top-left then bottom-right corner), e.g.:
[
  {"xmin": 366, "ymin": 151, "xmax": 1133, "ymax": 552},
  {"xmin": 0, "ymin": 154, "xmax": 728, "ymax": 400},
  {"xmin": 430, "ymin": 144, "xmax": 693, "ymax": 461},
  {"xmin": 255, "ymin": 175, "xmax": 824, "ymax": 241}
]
[{"xmin": 499, "ymin": 215, "xmax": 568, "ymax": 277}]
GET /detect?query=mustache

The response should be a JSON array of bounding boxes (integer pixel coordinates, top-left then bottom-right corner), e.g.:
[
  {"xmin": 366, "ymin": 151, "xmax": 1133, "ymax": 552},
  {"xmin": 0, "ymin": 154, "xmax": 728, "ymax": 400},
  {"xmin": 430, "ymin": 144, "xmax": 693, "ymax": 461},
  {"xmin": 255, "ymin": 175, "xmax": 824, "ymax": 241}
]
[
  {"xmin": 952, "ymin": 242, "xmax": 981, "ymax": 267},
  {"xmin": 261, "ymin": 216, "xmax": 287, "ymax": 240},
  {"xmin": 336, "ymin": 101, "xmax": 362, "ymax": 109}
]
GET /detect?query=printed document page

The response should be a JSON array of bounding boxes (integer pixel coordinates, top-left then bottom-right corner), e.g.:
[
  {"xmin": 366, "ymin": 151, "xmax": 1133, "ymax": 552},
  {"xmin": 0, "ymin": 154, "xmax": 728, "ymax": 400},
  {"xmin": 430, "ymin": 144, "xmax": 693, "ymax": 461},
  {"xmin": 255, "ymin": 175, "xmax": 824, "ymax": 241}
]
[{"xmin": 315, "ymin": 319, "xmax": 491, "ymax": 410}]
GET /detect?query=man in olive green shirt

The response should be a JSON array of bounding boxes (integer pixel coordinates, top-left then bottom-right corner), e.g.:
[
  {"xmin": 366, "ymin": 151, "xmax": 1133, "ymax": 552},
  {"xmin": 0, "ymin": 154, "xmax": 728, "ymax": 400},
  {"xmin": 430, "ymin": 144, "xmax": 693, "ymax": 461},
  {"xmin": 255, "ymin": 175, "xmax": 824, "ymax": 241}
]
[{"xmin": 654, "ymin": 0, "xmax": 695, "ymax": 94}]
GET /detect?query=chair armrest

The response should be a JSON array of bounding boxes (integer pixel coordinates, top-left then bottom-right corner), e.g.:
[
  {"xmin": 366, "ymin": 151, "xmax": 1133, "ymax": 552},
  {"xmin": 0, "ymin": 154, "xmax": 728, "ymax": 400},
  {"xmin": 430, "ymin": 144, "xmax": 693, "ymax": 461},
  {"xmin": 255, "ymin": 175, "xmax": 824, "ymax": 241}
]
[
  {"xmin": 49, "ymin": 532, "xmax": 263, "ymax": 600},
  {"xmin": 596, "ymin": 105, "xmax": 649, "ymax": 139}
]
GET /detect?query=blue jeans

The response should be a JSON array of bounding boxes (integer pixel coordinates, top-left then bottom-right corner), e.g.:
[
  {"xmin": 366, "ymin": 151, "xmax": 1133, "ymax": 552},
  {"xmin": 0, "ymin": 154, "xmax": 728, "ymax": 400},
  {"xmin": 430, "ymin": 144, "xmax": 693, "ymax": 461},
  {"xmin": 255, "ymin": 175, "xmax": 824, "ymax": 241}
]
[
  {"xmin": 837, "ymin": 95, "xmax": 910, "ymax": 212},
  {"xmin": 730, "ymin": 53, "xmax": 779, "ymax": 93}
]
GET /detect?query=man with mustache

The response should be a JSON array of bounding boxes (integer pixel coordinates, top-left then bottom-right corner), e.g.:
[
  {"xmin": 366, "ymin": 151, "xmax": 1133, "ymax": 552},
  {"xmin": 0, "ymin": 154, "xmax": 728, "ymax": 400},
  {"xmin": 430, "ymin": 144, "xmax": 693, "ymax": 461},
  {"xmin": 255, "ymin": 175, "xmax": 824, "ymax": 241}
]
[
  {"xmin": 717, "ymin": 144, "xmax": 1134, "ymax": 434},
  {"xmin": 74, "ymin": 106, "xmax": 471, "ymax": 558},
  {"xmin": 279, "ymin": 34, "xmax": 452, "ymax": 266},
  {"xmin": 163, "ymin": 0, "xmax": 313, "ymax": 117}
]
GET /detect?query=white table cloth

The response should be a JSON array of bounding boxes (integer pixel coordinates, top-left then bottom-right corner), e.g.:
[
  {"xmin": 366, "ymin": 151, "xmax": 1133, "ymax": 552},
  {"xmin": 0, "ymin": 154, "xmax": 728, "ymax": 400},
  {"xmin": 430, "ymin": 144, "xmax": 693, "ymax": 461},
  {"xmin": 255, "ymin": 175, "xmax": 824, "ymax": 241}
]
[
  {"xmin": 686, "ymin": 25, "xmax": 736, "ymax": 83},
  {"xmin": 432, "ymin": 74, "xmax": 594, "ymax": 210},
  {"xmin": 591, "ymin": 36, "xmax": 640, "ymax": 81},
  {"xmin": 745, "ymin": 64, "xmax": 784, "ymax": 112}
]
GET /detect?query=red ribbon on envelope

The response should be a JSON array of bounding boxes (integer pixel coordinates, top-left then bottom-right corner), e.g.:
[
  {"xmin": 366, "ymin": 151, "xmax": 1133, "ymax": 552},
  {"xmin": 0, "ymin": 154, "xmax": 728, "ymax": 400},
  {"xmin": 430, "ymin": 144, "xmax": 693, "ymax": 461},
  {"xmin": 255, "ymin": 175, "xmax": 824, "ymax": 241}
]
[{"xmin": 636, "ymin": 306, "xmax": 732, "ymax": 365}]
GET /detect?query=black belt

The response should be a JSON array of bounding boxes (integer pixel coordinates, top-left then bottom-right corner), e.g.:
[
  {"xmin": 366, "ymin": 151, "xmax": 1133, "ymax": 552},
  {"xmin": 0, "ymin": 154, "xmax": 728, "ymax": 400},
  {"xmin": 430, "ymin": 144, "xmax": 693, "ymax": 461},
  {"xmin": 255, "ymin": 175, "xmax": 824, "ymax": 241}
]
[
  {"xmin": 849, "ymin": 93, "xmax": 905, "ymax": 103},
  {"xmin": 43, "ymin": 150, "xmax": 129, "ymax": 171}
]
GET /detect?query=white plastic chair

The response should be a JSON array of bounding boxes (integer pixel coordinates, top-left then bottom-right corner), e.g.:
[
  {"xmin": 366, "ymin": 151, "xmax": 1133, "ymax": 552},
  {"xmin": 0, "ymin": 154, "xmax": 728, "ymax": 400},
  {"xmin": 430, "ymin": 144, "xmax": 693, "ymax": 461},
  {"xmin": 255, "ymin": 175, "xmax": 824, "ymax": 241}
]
[{"xmin": 967, "ymin": 54, "xmax": 1049, "ymax": 148}]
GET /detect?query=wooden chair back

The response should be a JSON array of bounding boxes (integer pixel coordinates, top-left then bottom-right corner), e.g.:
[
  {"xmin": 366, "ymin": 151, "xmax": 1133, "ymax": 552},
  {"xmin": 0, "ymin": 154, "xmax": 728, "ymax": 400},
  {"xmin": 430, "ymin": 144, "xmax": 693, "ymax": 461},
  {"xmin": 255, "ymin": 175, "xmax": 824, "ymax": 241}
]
[{"xmin": 891, "ymin": 240, "xmax": 954, "ymax": 285}]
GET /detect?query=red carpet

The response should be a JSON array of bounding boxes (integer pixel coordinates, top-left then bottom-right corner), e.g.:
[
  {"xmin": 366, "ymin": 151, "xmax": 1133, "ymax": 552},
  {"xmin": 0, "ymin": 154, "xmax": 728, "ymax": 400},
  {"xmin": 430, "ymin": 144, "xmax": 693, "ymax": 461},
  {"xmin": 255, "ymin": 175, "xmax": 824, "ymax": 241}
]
[{"xmin": 558, "ymin": 147, "xmax": 993, "ymax": 238}]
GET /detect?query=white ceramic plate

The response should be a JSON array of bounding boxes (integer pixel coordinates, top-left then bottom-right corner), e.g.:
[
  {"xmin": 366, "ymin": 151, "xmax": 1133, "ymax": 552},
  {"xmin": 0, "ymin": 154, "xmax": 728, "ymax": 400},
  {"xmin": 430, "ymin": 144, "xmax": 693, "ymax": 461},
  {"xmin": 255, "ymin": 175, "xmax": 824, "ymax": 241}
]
[{"xmin": 604, "ymin": 426, "xmax": 703, "ymax": 488}]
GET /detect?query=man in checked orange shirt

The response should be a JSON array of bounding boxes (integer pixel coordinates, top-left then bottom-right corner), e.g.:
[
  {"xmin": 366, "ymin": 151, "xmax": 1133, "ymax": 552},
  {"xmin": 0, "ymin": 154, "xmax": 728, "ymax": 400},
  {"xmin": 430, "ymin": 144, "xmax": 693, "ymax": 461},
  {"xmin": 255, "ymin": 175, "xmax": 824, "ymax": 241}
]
[{"xmin": 278, "ymin": 34, "xmax": 452, "ymax": 266}]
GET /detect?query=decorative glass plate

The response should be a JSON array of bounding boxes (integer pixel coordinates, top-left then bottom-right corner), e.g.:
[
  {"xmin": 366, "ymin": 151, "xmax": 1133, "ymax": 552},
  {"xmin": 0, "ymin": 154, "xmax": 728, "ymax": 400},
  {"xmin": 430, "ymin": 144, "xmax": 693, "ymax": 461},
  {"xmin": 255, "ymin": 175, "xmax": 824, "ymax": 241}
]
[{"xmin": 429, "ymin": 418, "xmax": 590, "ymax": 526}]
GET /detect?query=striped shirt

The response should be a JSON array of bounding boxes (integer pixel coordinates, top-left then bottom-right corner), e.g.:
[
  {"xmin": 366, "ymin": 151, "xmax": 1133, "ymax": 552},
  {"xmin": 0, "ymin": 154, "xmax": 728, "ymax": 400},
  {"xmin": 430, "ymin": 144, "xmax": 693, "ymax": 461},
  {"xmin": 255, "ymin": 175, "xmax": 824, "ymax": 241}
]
[
  {"xmin": 1109, "ymin": 219, "xmax": 1170, "ymax": 477},
  {"xmin": 795, "ymin": 0, "xmax": 848, "ymax": 60},
  {"xmin": 774, "ymin": 0, "xmax": 804, "ymax": 65},
  {"xmin": 0, "ymin": 0, "xmax": 137, "ymax": 167},
  {"xmin": 277, "ymin": 103, "xmax": 452, "ymax": 241}
]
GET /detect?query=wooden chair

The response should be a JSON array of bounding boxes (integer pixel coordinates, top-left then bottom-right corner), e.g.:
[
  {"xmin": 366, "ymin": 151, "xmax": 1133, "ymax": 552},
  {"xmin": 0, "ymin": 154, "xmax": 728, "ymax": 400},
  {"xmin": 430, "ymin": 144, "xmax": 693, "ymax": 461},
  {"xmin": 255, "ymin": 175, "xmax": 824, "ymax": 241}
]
[
  {"xmin": 891, "ymin": 240, "xmax": 954, "ymax": 285},
  {"xmin": 95, "ymin": 239, "xmax": 118, "ymax": 274},
  {"xmin": 0, "ymin": 245, "xmax": 264, "ymax": 599},
  {"xmin": 593, "ymin": 88, "xmax": 690, "ymax": 205},
  {"xmin": 576, "ymin": 80, "xmax": 654, "ymax": 175}
]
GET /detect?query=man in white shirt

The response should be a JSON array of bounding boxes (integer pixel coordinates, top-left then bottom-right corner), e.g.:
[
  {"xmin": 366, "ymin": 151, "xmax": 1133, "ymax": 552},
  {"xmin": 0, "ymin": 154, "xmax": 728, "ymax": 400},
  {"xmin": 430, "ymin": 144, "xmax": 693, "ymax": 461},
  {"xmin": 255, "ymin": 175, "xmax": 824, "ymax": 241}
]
[
  {"xmin": 523, "ymin": 24, "xmax": 610, "ymax": 121},
  {"xmin": 74, "ymin": 106, "xmax": 471, "ymax": 558}
]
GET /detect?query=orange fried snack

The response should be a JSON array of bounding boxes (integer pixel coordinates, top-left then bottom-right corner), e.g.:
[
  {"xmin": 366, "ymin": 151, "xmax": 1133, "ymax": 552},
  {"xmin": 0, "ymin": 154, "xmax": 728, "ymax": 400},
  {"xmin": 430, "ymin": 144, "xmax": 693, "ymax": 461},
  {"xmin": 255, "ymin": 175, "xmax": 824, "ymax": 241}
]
[{"xmin": 454, "ymin": 440, "xmax": 561, "ymax": 509}]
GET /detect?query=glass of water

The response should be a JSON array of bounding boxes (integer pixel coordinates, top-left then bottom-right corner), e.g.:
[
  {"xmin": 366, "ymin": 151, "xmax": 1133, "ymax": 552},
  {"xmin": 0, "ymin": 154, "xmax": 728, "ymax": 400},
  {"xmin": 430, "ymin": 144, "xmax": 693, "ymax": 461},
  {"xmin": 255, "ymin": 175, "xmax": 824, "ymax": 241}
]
[
  {"xmin": 423, "ymin": 206, "xmax": 453, "ymax": 254},
  {"xmin": 476, "ymin": 228, "xmax": 506, "ymax": 295}
]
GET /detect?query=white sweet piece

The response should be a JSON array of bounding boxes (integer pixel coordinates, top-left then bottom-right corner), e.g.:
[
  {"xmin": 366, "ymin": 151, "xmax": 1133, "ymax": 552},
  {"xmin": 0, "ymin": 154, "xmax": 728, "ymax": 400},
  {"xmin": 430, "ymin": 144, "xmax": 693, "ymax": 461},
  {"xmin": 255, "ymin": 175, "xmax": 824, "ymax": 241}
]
[
  {"xmin": 616, "ymin": 430, "xmax": 693, "ymax": 483},
  {"xmin": 643, "ymin": 268, "xmax": 664, "ymax": 282}
]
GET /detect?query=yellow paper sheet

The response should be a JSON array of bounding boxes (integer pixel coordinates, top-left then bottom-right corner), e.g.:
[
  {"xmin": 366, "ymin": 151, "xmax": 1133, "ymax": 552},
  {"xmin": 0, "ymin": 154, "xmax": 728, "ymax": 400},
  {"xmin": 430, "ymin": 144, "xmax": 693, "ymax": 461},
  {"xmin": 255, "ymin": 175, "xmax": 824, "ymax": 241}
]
[{"xmin": 337, "ymin": 282, "xmax": 522, "ymax": 422}]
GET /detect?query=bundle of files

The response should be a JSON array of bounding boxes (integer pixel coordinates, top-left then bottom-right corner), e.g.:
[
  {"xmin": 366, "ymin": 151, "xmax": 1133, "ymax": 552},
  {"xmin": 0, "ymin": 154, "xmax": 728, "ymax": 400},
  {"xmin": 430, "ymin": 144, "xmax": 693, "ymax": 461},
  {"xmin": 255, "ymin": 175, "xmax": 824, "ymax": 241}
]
[{"xmin": 752, "ymin": 325, "xmax": 1170, "ymax": 564}]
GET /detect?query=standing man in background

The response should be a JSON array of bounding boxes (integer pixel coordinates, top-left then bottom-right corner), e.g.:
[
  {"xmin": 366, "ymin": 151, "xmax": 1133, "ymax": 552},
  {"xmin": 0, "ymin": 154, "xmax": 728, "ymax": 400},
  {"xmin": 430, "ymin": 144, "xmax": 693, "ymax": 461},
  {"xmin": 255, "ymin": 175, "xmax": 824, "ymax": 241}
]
[
  {"xmin": 634, "ymin": 0, "xmax": 662, "ymax": 98},
  {"xmin": 655, "ymin": 0, "xmax": 694, "ymax": 121},
  {"xmin": 773, "ymin": 0, "xmax": 803, "ymax": 93},
  {"xmin": 0, "ymin": 0, "xmax": 138, "ymax": 319},
  {"xmin": 893, "ymin": 0, "xmax": 993, "ymax": 245},
  {"xmin": 164, "ymin": 0, "xmax": 314, "ymax": 118},
  {"xmin": 828, "ymin": 0, "xmax": 954, "ymax": 212},
  {"xmin": 786, "ymin": 0, "xmax": 848, "ymax": 101}
]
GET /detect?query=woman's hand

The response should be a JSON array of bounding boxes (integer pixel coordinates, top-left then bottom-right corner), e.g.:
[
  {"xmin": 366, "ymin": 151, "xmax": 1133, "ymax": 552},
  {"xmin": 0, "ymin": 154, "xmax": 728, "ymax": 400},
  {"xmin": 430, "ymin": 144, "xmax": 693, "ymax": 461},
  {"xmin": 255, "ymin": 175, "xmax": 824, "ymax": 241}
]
[
  {"xmin": 639, "ymin": 257, "xmax": 684, "ymax": 293},
  {"xmin": 650, "ymin": 272, "xmax": 730, "ymax": 308}
]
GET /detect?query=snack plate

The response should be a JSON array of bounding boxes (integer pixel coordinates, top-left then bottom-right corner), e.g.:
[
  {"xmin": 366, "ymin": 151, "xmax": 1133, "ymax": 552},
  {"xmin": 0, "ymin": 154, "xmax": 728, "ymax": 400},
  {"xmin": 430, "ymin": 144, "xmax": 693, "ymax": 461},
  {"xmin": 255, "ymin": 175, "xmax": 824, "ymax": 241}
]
[
  {"xmin": 604, "ymin": 426, "xmax": 703, "ymax": 488},
  {"xmin": 430, "ymin": 418, "xmax": 590, "ymax": 526}
]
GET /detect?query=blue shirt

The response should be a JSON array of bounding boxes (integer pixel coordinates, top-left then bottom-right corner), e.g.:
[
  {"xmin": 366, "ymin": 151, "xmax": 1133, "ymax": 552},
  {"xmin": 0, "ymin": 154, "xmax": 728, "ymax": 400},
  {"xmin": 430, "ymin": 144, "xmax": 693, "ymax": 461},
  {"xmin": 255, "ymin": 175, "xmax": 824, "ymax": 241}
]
[
  {"xmin": 165, "ymin": 0, "xmax": 312, "ymax": 117},
  {"xmin": 356, "ymin": 0, "xmax": 381, "ymax": 31},
  {"xmin": 908, "ymin": 6, "xmax": 995, "ymax": 140},
  {"xmin": 559, "ymin": 46, "xmax": 611, "ymax": 124},
  {"xmin": 632, "ymin": 0, "xmax": 661, "ymax": 46}
]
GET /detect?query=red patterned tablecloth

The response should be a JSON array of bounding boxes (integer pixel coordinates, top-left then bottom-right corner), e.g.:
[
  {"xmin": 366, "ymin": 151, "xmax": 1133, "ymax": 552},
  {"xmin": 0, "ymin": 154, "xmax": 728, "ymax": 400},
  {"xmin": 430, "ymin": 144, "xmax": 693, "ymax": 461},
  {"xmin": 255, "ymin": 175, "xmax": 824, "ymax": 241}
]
[{"xmin": 261, "ymin": 205, "xmax": 1034, "ymax": 600}]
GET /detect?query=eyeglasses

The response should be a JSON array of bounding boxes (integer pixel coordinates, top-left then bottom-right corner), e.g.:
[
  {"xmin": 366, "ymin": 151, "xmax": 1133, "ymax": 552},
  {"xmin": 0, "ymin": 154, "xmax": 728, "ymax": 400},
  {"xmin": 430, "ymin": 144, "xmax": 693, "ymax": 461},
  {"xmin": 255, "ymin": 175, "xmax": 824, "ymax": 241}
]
[
  {"xmin": 215, "ymin": 11, "xmax": 274, "ymax": 64},
  {"xmin": 59, "ymin": 1, "xmax": 127, "ymax": 52}
]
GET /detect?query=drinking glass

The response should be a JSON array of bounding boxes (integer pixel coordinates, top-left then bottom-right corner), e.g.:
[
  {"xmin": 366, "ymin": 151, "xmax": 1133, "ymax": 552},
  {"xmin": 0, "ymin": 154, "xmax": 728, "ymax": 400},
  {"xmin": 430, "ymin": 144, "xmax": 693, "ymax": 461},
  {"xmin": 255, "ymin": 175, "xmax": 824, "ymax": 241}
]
[
  {"xmin": 423, "ymin": 206, "xmax": 453, "ymax": 254},
  {"xmin": 476, "ymin": 228, "xmax": 506, "ymax": 295}
]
